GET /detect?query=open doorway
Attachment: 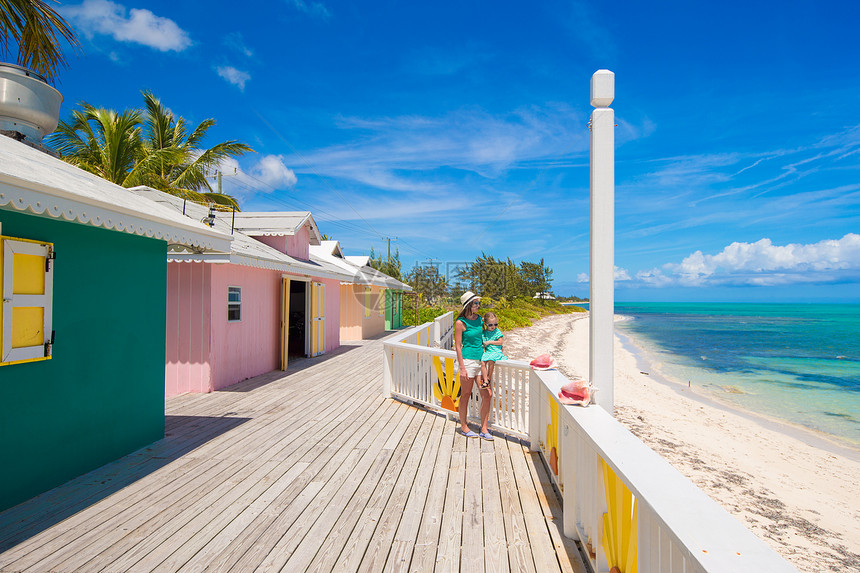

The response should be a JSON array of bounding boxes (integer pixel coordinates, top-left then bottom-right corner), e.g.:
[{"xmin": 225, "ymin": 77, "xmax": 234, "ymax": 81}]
[{"xmin": 288, "ymin": 280, "xmax": 307, "ymax": 359}]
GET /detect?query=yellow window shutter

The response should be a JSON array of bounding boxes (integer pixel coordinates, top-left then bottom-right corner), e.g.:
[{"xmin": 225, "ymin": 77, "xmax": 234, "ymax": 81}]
[{"xmin": 2, "ymin": 238, "xmax": 54, "ymax": 364}]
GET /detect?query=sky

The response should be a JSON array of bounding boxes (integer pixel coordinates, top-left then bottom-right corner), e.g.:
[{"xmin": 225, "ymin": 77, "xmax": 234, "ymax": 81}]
[{"xmin": 22, "ymin": 0, "xmax": 860, "ymax": 301}]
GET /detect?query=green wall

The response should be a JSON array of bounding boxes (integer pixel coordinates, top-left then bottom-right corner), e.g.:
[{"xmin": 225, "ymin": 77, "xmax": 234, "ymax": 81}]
[{"xmin": 0, "ymin": 210, "xmax": 167, "ymax": 511}]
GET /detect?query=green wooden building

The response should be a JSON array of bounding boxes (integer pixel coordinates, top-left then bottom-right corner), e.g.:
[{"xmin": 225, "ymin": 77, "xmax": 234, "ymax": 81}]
[{"xmin": 0, "ymin": 135, "xmax": 231, "ymax": 511}]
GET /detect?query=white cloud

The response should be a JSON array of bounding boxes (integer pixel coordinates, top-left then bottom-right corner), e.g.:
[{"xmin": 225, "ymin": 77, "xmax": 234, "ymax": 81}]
[
  {"xmin": 626, "ymin": 234, "xmax": 860, "ymax": 288},
  {"xmin": 250, "ymin": 155, "xmax": 297, "ymax": 189},
  {"xmin": 284, "ymin": 104, "xmax": 594, "ymax": 191},
  {"xmin": 62, "ymin": 0, "xmax": 191, "ymax": 51},
  {"xmin": 216, "ymin": 66, "xmax": 251, "ymax": 91},
  {"xmin": 224, "ymin": 32, "xmax": 253, "ymax": 57},
  {"xmin": 289, "ymin": 0, "xmax": 331, "ymax": 19}
]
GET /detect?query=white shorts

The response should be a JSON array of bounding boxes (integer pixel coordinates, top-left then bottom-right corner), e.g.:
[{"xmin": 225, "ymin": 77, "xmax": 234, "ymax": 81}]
[{"xmin": 461, "ymin": 359, "xmax": 482, "ymax": 378}]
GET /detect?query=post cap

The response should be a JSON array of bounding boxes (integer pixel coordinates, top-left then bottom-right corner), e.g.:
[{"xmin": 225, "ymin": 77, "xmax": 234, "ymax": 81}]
[{"xmin": 591, "ymin": 70, "xmax": 614, "ymax": 108}]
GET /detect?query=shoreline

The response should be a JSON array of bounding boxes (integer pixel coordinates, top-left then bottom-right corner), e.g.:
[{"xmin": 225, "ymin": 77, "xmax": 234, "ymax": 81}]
[
  {"xmin": 613, "ymin": 326, "xmax": 860, "ymax": 460},
  {"xmin": 502, "ymin": 311, "xmax": 860, "ymax": 573}
]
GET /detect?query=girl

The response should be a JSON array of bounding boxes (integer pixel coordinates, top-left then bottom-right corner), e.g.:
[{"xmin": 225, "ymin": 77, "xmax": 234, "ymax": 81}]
[{"xmin": 481, "ymin": 311, "xmax": 507, "ymax": 391}]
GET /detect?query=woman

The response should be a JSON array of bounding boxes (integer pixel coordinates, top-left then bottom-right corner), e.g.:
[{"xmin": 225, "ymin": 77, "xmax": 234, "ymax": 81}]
[{"xmin": 454, "ymin": 291, "xmax": 493, "ymax": 440}]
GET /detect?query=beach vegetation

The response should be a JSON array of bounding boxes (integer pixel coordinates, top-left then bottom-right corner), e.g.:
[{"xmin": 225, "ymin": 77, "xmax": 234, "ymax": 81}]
[
  {"xmin": 401, "ymin": 252, "xmax": 583, "ymax": 329},
  {"xmin": 368, "ymin": 245, "xmax": 402, "ymax": 280},
  {"xmin": 45, "ymin": 91, "xmax": 252, "ymax": 209},
  {"xmin": 1, "ymin": 0, "xmax": 80, "ymax": 82}
]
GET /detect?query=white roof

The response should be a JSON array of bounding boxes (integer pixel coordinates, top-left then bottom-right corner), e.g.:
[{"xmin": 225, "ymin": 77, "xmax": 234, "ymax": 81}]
[
  {"xmin": 128, "ymin": 188, "xmax": 354, "ymax": 281},
  {"xmin": 345, "ymin": 255, "xmax": 370, "ymax": 266},
  {"xmin": 0, "ymin": 135, "xmax": 231, "ymax": 252},
  {"xmin": 231, "ymin": 211, "xmax": 322, "ymax": 245},
  {"xmin": 310, "ymin": 241, "xmax": 412, "ymax": 291}
]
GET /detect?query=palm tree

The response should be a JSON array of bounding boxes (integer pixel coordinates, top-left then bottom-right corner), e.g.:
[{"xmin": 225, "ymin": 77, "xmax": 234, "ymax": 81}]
[
  {"xmin": 1, "ymin": 0, "xmax": 79, "ymax": 82},
  {"xmin": 49, "ymin": 103, "xmax": 146, "ymax": 185},
  {"xmin": 46, "ymin": 92, "xmax": 253, "ymax": 209},
  {"xmin": 139, "ymin": 91, "xmax": 252, "ymax": 209}
]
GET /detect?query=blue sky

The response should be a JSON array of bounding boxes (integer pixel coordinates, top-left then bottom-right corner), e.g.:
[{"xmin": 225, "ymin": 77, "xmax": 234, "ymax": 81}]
[{"xmin": 38, "ymin": 0, "xmax": 860, "ymax": 301}]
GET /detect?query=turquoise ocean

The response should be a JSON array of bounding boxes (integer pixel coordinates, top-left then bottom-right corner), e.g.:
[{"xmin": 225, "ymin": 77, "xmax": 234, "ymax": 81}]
[{"xmin": 613, "ymin": 303, "xmax": 860, "ymax": 448}]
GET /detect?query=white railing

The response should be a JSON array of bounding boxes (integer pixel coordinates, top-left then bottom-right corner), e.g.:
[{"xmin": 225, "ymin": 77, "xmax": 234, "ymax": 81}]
[
  {"xmin": 397, "ymin": 321, "xmax": 432, "ymax": 346},
  {"xmin": 383, "ymin": 328, "xmax": 799, "ymax": 573},
  {"xmin": 432, "ymin": 311, "xmax": 454, "ymax": 349},
  {"xmin": 383, "ymin": 332, "xmax": 530, "ymax": 437},
  {"xmin": 529, "ymin": 368, "xmax": 798, "ymax": 573}
]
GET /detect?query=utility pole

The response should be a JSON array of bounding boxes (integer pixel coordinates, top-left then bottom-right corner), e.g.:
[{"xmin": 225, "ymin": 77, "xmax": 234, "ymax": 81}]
[
  {"xmin": 384, "ymin": 236, "xmax": 398, "ymax": 271},
  {"xmin": 210, "ymin": 168, "xmax": 238, "ymax": 194}
]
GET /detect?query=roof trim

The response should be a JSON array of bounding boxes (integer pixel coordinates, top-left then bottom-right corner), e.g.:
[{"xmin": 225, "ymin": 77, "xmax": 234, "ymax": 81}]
[{"xmin": 0, "ymin": 179, "xmax": 233, "ymax": 252}]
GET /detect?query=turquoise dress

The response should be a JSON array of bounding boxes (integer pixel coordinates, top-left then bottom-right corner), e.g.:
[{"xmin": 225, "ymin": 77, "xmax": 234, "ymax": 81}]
[
  {"xmin": 457, "ymin": 315, "xmax": 484, "ymax": 360},
  {"xmin": 482, "ymin": 329, "xmax": 507, "ymax": 362}
]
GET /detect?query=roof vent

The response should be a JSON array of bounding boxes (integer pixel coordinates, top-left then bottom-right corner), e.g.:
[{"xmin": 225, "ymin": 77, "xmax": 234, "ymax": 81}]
[{"xmin": 0, "ymin": 63, "xmax": 63, "ymax": 143}]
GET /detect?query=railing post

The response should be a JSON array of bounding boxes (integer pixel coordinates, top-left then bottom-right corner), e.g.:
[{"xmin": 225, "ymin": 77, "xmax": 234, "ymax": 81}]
[
  {"xmin": 382, "ymin": 343, "xmax": 393, "ymax": 398},
  {"xmin": 560, "ymin": 418, "xmax": 579, "ymax": 540},
  {"xmin": 589, "ymin": 69, "xmax": 616, "ymax": 415},
  {"xmin": 528, "ymin": 370, "xmax": 541, "ymax": 452}
]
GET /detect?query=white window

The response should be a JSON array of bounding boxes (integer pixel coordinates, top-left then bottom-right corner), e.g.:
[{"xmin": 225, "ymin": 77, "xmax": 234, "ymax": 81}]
[
  {"xmin": 1, "ymin": 237, "xmax": 54, "ymax": 365},
  {"xmin": 227, "ymin": 286, "xmax": 242, "ymax": 321}
]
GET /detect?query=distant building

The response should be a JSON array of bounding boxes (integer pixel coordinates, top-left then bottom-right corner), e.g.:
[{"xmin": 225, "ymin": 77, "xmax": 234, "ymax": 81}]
[
  {"xmin": 310, "ymin": 241, "xmax": 412, "ymax": 340},
  {"xmin": 534, "ymin": 292, "xmax": 556, "ymax": 300}
]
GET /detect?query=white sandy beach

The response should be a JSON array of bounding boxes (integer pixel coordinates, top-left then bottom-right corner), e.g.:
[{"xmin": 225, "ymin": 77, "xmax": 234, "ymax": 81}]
[{"xmin": 502, "ymin": 312, "xmax": 860, "ymax": 573}]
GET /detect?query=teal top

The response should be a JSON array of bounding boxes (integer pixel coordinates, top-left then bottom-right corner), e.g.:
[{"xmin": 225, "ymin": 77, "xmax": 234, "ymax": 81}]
[
  {"xmin": 482, "ymin": 328, "xmax": 507, "ymax": 362},
  {"xmin": 457, "ymin": 315, "xmax": 484, "ymax": 360}
]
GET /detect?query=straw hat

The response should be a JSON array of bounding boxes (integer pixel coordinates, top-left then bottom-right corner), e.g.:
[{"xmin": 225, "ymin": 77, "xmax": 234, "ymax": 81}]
[{"xmin": 460, "ymin": 291, "xmax": 481, "ymax": 309}]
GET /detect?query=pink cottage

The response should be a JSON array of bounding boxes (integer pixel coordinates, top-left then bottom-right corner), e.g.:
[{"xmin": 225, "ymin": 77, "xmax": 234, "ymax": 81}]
[{"xmin": 131, "ymin": 188, "xmax": 354, "ymax": 396}]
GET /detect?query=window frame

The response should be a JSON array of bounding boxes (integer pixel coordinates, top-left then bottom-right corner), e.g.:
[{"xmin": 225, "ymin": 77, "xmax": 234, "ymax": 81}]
[
  {"xmin": 227, "ymin": 285, "xmax": 242, "ymax": 322},
  {"xmin": 1, "ymin": 236, "xmax": 54, "ymax": 366}
]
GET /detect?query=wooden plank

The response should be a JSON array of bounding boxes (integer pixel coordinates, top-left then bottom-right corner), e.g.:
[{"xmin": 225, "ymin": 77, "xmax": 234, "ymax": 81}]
[
  {"xmin": 408, "ymin": 414, "xmax": 456, "ymax": 573},
  {"xmin": 495, "ymin": 435, "xmax": 537, "ymax": 573},
  {"xmin": 383, "ymin": 413, "xmax": 446, "ymax": 573},
  {"xmin": 210, "ymin": 397, "xmax": 411, "ymax": 572},
  {"xmin": 175, "ymin": 391, "xmax": 398, "ymax": 572},
  {"xmin": 326, "ymin": 408, "xmax": 426, "ymax": 573},
  {"xmin": 81, "ymin": 457, "xmax": 282, "ymax": 572},
  {"xmin": 14, "ymin": 458, "xmax": 234, "ymax": 572},
  {"xmin": 433, "ymin": 428, "xmax": 467, "ymax": 573},
  {"xmin": 303, "ymin": 448, "xmax": 396, "ymax": 573},
  {"xmin": 521, "ymin": 443, "xmax": 587, "ymax": 573},
  {"xmin": 482, "ymin": 448, "xmax": 509, "ymax": 573},
  {"xmin": 506, "ymin": 439, "xmax": 561, "ymax": 573},
  {"xmin": 353, "ymin": 411, "xmax": 437, "ymax": 572},
  {"xmin": 460, "ymin": 435, "xmax": 485, "ymax": 573},
  {"xmin": 261, "ymin": 406, "xmax": 427, "ymax": 572}
]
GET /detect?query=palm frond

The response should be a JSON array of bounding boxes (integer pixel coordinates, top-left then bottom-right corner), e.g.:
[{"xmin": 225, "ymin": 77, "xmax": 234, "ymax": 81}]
[{"xmin": 1, "ymin": 0, "xmax": 81, "ymax": 82}]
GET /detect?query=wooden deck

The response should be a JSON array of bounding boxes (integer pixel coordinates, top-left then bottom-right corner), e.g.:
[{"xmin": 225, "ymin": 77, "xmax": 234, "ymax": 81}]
[{"xmin": 0, "ymin": 333, "xmax": 587, "ymax": 573}]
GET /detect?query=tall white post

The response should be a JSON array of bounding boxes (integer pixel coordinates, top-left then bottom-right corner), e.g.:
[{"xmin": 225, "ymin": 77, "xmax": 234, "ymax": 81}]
[{"xmin": 589, "ymin": 69, "xmax": 615, "ymax": 415}]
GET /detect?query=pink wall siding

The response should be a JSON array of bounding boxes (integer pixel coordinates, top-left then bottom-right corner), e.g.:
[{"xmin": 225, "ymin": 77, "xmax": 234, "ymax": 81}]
[
  {"xmin": 285, "ymin": 227, "xmax": 310, "ymax": 260},
  {"xmin": 209, "ymin": 264, "xmax": 281, "ymax": 391},
  {"xmin": 165, "ymin": 262, "xmax": 212, "ymax": 397},
  {"xmin": 255, "ymin": 235, "xmax": 287, "ymax": 254},
  {"xmin": 166, "ymin": 260, "xmax": 343, "ymax": 396}
]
